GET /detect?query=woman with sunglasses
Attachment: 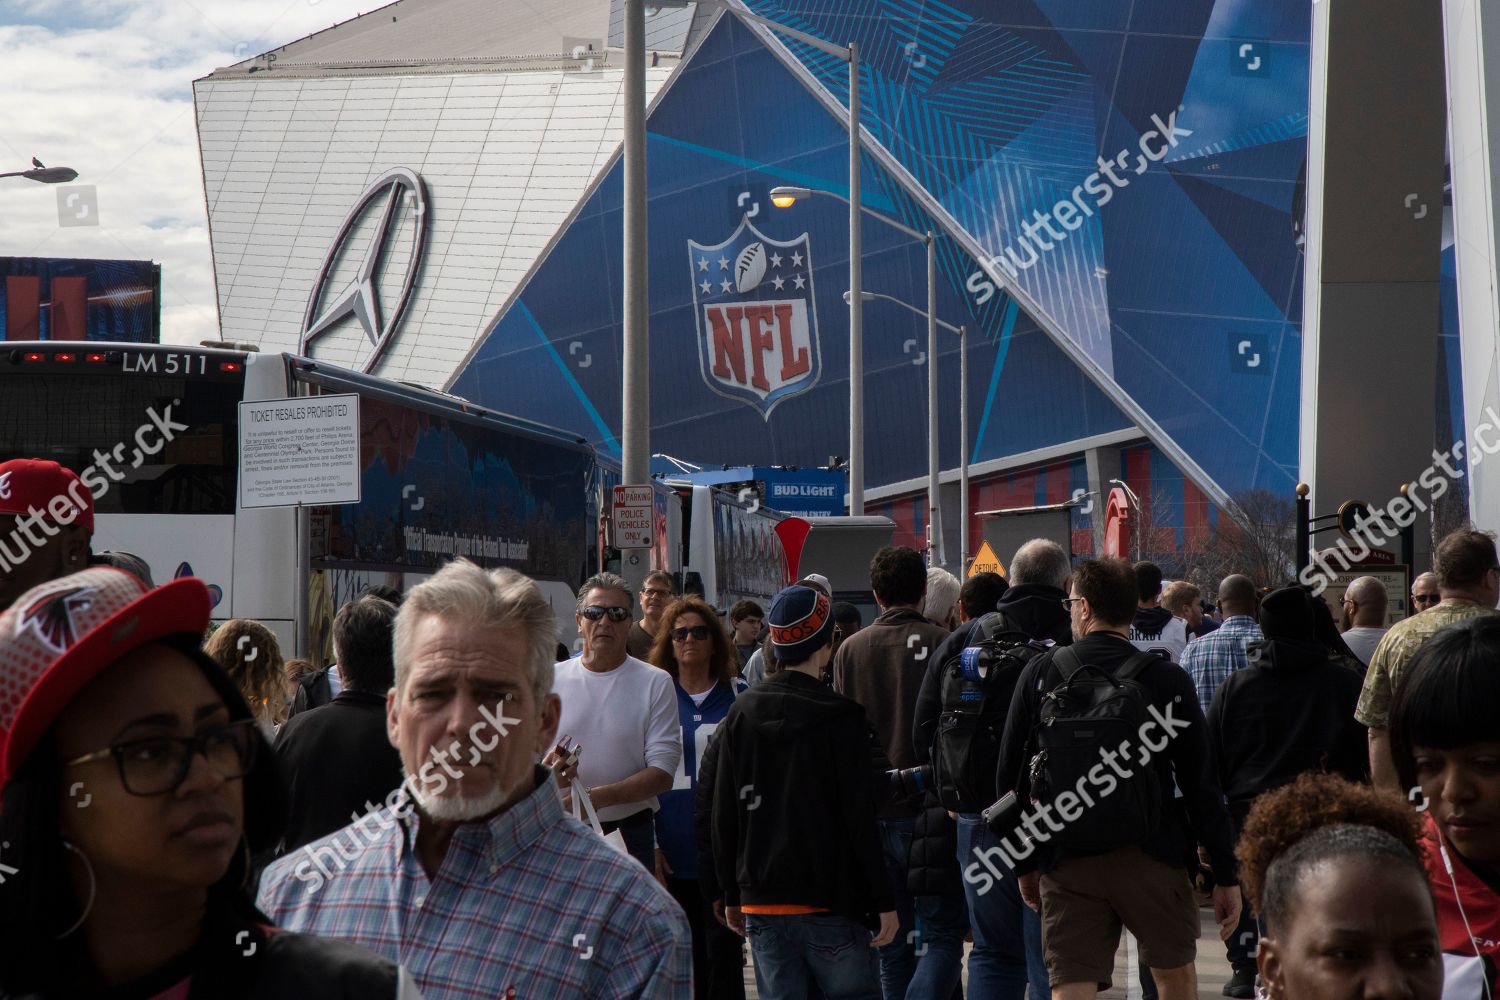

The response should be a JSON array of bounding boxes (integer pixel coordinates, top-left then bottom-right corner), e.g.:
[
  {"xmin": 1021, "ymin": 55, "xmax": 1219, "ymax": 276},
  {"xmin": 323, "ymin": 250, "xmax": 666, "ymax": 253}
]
[
  {"xmin": 648, "ymin": 597, "xmax": 747, "ymax": 1000},
  {"xmin": 0, "ymin": 567, "xmax": 418, "ymax": 999}
]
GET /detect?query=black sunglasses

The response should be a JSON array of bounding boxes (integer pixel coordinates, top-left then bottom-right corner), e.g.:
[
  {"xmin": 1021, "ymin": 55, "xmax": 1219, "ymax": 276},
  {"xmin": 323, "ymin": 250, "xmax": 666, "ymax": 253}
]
[
  {"xmin": 64, "ymin": 718, "xmax": 259, "ymax": 797},
  {"xmin": 1412, "ymin": 593, "xmax": 1440, "ymax": 605},
  {"xmin": 671, "ymin": 625, "xmax": 710, "ymax": 642},
  {"xmin": 581, "ymin": 605, "xmax": 631, "ymax": 622}
]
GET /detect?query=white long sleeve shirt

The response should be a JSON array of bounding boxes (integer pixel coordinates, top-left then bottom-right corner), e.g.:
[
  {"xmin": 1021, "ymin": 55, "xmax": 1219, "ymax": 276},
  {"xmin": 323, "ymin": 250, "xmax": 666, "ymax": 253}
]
[{"xmin": 552, "ymin": 654, "xmax": 682, "ymax": 823}]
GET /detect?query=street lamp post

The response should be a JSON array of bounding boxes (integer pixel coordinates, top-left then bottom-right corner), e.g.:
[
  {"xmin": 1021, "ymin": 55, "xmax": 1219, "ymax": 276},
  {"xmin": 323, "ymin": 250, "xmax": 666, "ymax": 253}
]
[
  {"xmin": 844, "ymin": 289, "xmax": 968, "ymax": 571},
  {"xmin": 0, "ymin": 164, "xmax": 78, "ymax": 184},
  {"xmin": 775, "ymin": 186, "xmax": 942, "ymax": 559},
  {"xmin": 627, "ymin": 0, "xmax": 862, "ymax": 565}
]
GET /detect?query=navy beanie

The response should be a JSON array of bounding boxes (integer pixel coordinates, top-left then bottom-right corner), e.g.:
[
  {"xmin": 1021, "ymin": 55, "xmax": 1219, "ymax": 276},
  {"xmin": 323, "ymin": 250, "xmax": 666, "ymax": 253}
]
[{"xmin": 768, "ymin": 585, "xmax": 834, "ymax": 663}]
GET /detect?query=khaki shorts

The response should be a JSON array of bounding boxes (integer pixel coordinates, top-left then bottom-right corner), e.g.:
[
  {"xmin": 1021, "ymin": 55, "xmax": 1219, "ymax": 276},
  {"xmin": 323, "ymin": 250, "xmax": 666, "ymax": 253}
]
[{"xmin": 1039, "ymin": 846, "xmax": 1200, "ymax": 988}]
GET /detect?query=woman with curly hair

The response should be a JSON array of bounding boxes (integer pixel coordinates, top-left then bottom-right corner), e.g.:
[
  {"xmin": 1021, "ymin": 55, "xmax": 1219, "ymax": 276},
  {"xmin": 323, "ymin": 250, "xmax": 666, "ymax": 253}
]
[
  {"xmin": 1236, "ymin": 772, "xmax": 1442, "ymax": 1000},
  {"xmin": 1390, "ymin": 615, "xmax": 1500, "ymax": 996},
  {"xmin": 648, "ymin": 596, "xmax": 747, "ymax": 1000},
  {"xmin": 204, "ymin": 620, "xmax": 285, "ymax": 732}
]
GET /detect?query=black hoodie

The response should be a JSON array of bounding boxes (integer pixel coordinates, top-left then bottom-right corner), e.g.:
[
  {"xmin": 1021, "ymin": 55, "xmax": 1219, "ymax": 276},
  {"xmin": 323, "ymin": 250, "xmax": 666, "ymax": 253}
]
[
  {"xmin": 1206, "ymin": 637, "xmax": 1369, "ymax": 824},
  {"xmin": 709, "ymin": 670, "xmax": 893, "ymax": 929}
]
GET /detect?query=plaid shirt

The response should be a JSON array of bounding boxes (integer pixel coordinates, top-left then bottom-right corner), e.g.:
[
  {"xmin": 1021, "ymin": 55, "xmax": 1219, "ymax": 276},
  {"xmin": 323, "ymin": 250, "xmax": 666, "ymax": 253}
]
[
  {"xmin": 258, "ymin": 767, "xmax": 693, "ymax": 999},
  {"xmin": 1179, "ymin": 615, "xmax": 1263, "ymax": 716}
]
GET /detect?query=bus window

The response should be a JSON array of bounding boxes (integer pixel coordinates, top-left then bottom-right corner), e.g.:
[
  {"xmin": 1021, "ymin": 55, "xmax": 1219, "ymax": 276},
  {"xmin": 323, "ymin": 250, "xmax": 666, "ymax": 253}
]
[{"xmin": 0, "ymin": 368, "xmax": 242, "ymax": 515}]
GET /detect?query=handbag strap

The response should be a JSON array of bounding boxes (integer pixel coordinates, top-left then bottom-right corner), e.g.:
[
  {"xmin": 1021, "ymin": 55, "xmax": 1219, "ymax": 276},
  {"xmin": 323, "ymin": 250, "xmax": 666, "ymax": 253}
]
[{"xmin": 571, "ymin": 778, "xmax": 606, "ymax": 835}]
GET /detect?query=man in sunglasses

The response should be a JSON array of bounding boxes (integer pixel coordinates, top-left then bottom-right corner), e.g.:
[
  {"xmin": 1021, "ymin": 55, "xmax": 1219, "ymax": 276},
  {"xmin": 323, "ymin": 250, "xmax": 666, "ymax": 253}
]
[
  {"xmin": 1410, "ymin": 571, "xmax": 1440, "ymax": 617},
  {"xmin": 1358, "ymin": 531, "xmax": 1500, "ymax": 791},
  {"xmin": 554, "ymin": 571, "xmax": 682, "ymax": 873}
]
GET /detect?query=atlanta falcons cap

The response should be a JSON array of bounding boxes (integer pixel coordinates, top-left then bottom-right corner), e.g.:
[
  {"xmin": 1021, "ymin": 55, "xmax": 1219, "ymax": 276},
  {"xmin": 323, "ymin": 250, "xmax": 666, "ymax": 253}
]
[
  {"xmin": 0, "ymin": 458, "xmax": 95, "ymax": 535},
  {"xmin": 0, "ymin": 566, "xmax": 211, "ymax": 786}
]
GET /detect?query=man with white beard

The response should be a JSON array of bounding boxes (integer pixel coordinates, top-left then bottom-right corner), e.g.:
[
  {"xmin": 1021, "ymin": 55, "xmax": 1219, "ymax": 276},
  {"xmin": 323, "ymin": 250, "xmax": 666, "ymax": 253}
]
[{"xmin": 259, "ymin": 560, "xmax": 692, "ymax": 999}]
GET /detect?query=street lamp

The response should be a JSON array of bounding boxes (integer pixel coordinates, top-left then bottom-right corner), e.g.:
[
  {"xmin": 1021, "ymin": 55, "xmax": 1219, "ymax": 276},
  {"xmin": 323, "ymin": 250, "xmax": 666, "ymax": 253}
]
[
  {"xmin": 641, "ymin": 2, "xmax": 863, "ymax": 511},
  {"xmin": 775, "ymin": 185, "xmax": 942, "ymax": 558},
  {"xmin": 0, "ymin": 164, "xmax": 78, "ymax": 184},
  {"xmin": 844, "ymin": 289, "xmax": 968, "ymax": 571}
]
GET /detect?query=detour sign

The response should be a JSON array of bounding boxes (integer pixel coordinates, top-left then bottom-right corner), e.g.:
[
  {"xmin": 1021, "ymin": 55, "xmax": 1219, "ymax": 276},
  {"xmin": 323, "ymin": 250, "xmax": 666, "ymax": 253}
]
[{"xmin": 967, "ymin": 540, "xmax": 1006, "ymax": 579}]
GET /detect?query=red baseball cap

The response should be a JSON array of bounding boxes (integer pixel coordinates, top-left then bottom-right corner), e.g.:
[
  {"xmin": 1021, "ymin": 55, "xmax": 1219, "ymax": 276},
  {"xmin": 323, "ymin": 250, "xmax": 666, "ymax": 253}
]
[
  {"xmin": 0, "ymin": 458, "xmax": 94, "ymax": 535},
  {"xmin": 0, "ymin": 566, "xmax": 211, "ymax": 786}
]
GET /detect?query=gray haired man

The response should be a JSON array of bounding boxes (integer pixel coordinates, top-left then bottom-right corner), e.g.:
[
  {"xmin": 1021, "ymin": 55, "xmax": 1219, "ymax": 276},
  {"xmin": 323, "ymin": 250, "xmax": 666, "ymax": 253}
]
[{"xmin": 259, "ymin": 559, "xmax": 691, "ymax": 998}]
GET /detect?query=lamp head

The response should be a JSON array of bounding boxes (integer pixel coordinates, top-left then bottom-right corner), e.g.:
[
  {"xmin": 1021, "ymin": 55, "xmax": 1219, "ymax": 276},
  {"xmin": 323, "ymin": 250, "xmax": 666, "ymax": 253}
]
[{"xmin": 770, "ymin": 185, "xmax": 812, "ymax": 208}]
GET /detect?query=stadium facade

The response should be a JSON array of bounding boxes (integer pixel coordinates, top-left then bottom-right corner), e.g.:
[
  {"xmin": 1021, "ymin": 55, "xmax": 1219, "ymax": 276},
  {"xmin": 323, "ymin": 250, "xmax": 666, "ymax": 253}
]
[{"xmin": 197, "ymin": 0, "xmax": 1317, "ymax": 571}]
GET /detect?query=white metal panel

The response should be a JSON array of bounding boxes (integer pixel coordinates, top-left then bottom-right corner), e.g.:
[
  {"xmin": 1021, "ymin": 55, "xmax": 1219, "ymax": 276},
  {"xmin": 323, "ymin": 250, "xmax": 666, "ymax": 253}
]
[{"xmin": 197, "ymin": 65, "xmax": 673, "ymax": 388}]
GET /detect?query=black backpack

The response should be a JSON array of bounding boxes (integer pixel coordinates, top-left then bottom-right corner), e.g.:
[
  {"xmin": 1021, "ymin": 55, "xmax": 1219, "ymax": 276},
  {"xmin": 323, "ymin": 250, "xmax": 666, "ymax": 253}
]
[
  {"xmin": 1024, "ymin": 646, "xmax": 1162, "ymax": 852},
  {"xmin": 929, "ymin": 613, "xmax": 1047, "ymax": 813}
]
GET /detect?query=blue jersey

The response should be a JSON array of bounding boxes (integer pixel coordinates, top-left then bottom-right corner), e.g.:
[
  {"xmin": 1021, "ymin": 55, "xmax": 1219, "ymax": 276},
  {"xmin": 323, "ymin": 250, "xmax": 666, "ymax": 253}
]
[{"xmin": 654, "ymin": 677, "xmax": 744, "ymax": 878}]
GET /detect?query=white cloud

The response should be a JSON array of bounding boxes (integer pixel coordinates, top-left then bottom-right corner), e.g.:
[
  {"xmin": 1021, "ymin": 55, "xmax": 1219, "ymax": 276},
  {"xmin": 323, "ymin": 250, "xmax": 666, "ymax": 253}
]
[{"xmin": 0, "ymin": 0, "xmax": 371, "ymax": 344}]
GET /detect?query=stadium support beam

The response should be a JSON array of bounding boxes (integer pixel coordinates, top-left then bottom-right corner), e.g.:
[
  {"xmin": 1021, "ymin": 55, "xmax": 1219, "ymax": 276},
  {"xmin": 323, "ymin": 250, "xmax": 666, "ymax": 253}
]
[
  {"xmin": 1301, "ymin": 0, "xmax": 1444, "ymax": 570},
  {"xmin": 1444, "ymin": 1, "xmax": 1500, "ymax": 529}
]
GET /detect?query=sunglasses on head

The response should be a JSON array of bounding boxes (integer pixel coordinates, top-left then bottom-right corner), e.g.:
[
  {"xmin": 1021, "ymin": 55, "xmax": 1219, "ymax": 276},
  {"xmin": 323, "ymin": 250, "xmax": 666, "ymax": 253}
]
[
  {"xmin": 671, "ymin": 625, "xmax": 710, "ymax": 642},
  {"xmin": 581, "ymin": 605, "xmax": 631, "ymax": 622}
]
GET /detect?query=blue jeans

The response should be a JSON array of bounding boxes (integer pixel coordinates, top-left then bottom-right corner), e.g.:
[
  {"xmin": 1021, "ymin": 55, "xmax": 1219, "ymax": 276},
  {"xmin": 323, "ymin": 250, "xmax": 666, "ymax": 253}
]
[
  {"xmin": 909, "ymin": 888, "xmax": 970, "ymax": 999},
  {"xmin": 875, "ymin": 818, "xmax": 917, "ymax": 999},
  {"xmin": 956, "ymin": 814, "xmax": 1047, "ymax": 1000},
  {"xmin": 745, "ymin": 913, "xmax": 881, "ymax": 1000}
]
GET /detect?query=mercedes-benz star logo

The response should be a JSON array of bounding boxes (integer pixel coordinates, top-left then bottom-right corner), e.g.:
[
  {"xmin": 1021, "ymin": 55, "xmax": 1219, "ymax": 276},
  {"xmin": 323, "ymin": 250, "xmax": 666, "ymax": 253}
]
[{"xmin": 301, "ymin": 166, "xmax": 429, "ymax": 374}]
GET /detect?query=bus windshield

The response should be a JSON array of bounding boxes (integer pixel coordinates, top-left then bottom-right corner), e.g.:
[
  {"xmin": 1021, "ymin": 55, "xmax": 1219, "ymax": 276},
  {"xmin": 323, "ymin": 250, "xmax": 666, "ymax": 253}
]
[{"xmin": 0, "ymin": 363, "xmax": 243, "ymax": 515}]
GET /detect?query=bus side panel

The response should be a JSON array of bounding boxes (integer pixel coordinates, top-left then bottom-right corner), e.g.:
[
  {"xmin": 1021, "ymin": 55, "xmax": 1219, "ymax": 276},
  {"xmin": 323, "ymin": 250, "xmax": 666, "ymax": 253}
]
[{"xmin": 231, "ymin": 503, "xmax": 297, "ymax": 640}]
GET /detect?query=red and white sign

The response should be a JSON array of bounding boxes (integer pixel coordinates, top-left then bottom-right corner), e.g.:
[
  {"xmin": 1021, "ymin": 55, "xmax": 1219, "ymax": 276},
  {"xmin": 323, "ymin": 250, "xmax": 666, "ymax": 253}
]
[{"xmin": 611, "ymin": 485, "xmax": 653, "ymax": 549}]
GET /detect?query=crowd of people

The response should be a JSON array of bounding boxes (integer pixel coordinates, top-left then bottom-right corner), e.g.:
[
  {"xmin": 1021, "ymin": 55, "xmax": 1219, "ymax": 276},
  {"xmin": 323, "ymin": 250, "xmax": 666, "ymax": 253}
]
[{"xmin": 0, "ymin": 454, "xmax": 1498, "ymax": 999}]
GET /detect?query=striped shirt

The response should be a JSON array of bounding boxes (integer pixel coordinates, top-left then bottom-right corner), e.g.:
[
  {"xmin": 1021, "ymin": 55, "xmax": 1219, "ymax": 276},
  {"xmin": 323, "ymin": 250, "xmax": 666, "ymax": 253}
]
[
  {"xmin": 1179, "ymin": 615, "xmax": 1264, "ymax": 716},
  {"xmin": 257, "ymin": 767, "xmax": 692, "ymax": 1000}
]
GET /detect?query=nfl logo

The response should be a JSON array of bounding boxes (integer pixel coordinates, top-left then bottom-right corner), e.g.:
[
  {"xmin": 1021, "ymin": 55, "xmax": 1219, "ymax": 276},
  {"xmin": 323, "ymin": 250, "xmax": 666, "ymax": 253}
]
[{"xmin": 688, "ymin": 217, "xmax": 821, "ymax": 419}]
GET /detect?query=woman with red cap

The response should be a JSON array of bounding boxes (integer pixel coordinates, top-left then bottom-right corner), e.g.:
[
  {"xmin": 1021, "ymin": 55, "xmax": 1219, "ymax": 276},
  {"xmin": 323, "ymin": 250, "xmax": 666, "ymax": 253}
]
[{"xmin": 0, "ymin": 567, "xmax": 420, "ymax": 998}]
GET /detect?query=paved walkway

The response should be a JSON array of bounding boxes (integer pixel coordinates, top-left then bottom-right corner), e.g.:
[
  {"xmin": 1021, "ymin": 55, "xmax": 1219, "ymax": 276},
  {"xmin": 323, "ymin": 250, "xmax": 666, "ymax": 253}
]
[{"xmin": 741, "ymin": 907, "xmax": 1237, "ymax": 999}]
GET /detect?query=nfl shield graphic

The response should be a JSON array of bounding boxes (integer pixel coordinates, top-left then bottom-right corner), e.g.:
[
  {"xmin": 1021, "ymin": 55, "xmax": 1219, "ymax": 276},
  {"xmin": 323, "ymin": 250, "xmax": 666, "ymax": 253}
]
[{"xmin": 688, "ymin": 216, "xmax": 821, "ymax": 419}]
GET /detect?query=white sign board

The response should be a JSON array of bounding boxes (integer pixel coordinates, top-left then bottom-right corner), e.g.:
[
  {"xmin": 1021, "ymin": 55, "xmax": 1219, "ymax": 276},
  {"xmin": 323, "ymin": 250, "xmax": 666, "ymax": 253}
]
[
  {"xmin": 239, "ymin": 394, "xmax": 361, "ymax": 509},
  {"xmin": 612, "ymin": 485, "xmax": 654, "ymax": 549},
  {"xmin": 1319, "ymin": 565, "xmax": 1411, "ymax": 628}
]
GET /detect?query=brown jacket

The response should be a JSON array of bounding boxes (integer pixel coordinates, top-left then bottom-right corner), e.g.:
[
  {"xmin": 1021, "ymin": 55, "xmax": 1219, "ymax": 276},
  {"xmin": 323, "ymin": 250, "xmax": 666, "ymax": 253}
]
[{"xmin": 833, "ymin": 607, "xmax": 950, "ymax": 818}]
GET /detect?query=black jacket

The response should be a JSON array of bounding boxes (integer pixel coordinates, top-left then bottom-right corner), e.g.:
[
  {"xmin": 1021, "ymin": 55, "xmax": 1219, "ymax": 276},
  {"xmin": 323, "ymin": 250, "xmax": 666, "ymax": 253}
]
[
  {"xmin": 710, "ymin": 670, "xmax": 894, "ymax": 928},
  {"xmin": 995, "ymin": 631, "xmax": 1238, "ymax": 884},
  {"xmin": 913, "ymin": 587, "xmax": 1073, "ymax": 781},
  {"xmin": 1207, "ymin": 637, "xmax": 1369, "ymax": 824},
  {"xmin": 1, "ymin": 895, "xmax": 404, "ymax": 999},
  {"xmin": 273, "ymin": 690, "xmax": 404, "ymax": 854}
]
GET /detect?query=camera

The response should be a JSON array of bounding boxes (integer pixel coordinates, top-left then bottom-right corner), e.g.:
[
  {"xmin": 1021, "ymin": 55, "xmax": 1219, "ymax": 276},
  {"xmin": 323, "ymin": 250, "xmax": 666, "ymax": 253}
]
[
  {"xmin": 885, "ymin": 764, "xmax": 932, "ymax": 799},
  {"xmin": 981, "ymin": 790, "xmax": 1026, "ymax": 838}
]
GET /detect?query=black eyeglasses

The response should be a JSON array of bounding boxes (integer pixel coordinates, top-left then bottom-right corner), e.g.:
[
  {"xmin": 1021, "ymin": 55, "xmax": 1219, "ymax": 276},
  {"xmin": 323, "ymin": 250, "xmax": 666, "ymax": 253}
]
[
  {"xmin": 671, "ymin": 625, "xmax": 710, "ymax": 642},
  {"xmin": 1061, "ymin": 597, "xmax": 1084, "ymax": 609},
  {"xmin": 64, "ymin": 719, "xmax": 259, "ymax": 796},
  {"xmin": 581, "ymin": 605, "xmax": 631, "ymax": 622}
]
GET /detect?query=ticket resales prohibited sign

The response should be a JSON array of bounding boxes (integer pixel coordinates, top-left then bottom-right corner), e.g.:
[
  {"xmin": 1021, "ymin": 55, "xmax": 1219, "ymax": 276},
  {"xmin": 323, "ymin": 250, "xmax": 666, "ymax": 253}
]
[{"xmin": 239, "ymin": 394, "xmax": 361, "ymax": 508}]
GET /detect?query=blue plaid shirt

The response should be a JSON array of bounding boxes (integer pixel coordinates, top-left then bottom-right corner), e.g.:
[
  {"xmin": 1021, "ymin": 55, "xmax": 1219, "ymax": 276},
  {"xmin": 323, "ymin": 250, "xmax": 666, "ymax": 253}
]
[
  {"xmin": 1179, "ymin": 615, "xmax": 1263, "ymax": 716},
  {"xmin": 258, "ymin": 767, "xmax": 693, "ymax": 999}
]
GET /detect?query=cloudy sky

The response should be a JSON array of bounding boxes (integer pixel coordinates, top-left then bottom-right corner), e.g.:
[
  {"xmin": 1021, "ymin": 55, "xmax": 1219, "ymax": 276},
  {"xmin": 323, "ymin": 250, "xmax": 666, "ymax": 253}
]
[{"xmin": 0, "ymin": 0, "xmax": 371, "ymax": 344}]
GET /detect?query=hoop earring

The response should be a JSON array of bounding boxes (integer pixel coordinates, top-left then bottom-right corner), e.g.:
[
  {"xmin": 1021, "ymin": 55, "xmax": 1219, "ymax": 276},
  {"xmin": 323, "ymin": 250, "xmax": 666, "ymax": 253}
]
[{"xmin": 57, "ymin": 840, "xmax": 96, "ymax": 940}]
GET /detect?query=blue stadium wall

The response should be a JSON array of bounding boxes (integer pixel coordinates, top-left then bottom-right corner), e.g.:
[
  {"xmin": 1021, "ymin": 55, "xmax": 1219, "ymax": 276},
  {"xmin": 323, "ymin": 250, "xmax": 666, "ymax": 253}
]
[{"xmin": 450, "ymin": 2, "xmax": 1310, "ymax": 541}]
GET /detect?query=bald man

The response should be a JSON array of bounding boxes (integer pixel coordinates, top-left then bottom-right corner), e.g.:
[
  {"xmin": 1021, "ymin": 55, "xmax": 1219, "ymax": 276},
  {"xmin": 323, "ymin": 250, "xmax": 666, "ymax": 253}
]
[
  {"xmin": 1339, "ymin": 576, "xmax": 1389, "ymax": 666},
  {"xmin": 1409, "ymin": 571, "xmax": 1439, "ymax": 617},
  {"xmin": 1179, "ymin": 574, "xmax": 1262, "ymax": 716}
]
